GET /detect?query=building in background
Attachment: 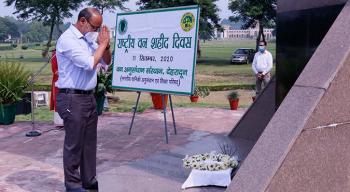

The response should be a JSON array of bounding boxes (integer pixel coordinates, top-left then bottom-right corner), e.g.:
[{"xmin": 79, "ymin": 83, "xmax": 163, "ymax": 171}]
[{"xmin": 216, "ymin": 19, "xmax": 275, "ymax": 40}]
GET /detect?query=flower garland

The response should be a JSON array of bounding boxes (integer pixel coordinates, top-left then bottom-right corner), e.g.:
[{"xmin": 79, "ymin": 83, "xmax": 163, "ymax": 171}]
[{"xmin": 182, "ymin": 152, "xmax": 238, "ymax": 171}]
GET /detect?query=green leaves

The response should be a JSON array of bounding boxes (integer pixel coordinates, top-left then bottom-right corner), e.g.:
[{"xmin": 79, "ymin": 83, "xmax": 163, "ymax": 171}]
[
  {"xmin": 0, "ymin": 61, "xmax": 31, "ymax": 104},
  {"xmin": 228, "ymin": 0, "xmax": 276, "ymax": 28},
  {"xmin": 95, "ymin": 66, "xmax": 114, "ymax": 96},
  {"xmin": 6, "ymin": 0, "xmax": 85, "ymax": 57},
  {"xmin": 227, "ymin": 90, "xmax": 239, "ymax": 100},
  {"xmin": 193, "ymin": 87, "xmax": 210, "ymax": 98},
  {"xmin": 88, "ymin": 0, "xmax": 129, "ymax": 15},
  {"xmin": 137, "ymin": 0, "xmax": 221, "ymax": 41}
]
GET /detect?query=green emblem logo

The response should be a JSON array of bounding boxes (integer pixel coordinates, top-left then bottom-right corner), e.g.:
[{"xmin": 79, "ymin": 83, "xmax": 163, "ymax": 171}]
[
  {"xmin": 180, "ymin": 12, "xmax": 195, "ymax": 32},
  {"xmin": 118, "ymin": 19, "xmax": 128, "ymax": 35}
]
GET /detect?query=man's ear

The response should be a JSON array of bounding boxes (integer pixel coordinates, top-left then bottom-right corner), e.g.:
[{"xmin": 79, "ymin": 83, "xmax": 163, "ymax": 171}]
[{"xmin": 79, "ymin": 17, "xmax": 86, "ymax": 24}]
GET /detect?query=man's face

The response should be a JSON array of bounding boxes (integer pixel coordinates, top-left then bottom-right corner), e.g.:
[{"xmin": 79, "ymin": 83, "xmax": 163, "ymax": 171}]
[
  {"xmin": 259, "ymin": 43, "xmax": 266, "ymax": 53},
  {"xmin": 81, "ymin": 14, "xmax": 102, "ymax": 34}
]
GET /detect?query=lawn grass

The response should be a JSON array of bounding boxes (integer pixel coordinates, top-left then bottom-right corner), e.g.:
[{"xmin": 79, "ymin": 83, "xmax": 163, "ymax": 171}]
[
  {"xmin": 14, "ymin": 89, "xmax": 253, "ymax": 122},
  {"xmin": 4, "ymin": 39, "xmax": 272, "ymax": 117},
  {"xmin": 0, "ymin": 39, "xmax": 275, "ymax": 87},
  {"xmin": 195, "ymin": 39, "xmax": 276, "ymax": 86},
  {"xmin": 16, "ymin": 106, "xmax": 53, "ymax": 122}
]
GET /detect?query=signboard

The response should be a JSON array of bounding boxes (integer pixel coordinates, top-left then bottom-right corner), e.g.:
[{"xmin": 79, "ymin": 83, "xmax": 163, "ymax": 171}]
[{"xmin": 112, "ymin": 5, "xmax": 200, "ymax": 95}]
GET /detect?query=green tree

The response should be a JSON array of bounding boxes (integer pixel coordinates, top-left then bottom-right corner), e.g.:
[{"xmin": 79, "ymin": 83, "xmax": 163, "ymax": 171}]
[
  {"xmin": 23, "ymin": 21, "xmax": 50, "ymax": 43},
  {"xmin": 5, "ymin": 0, "xmax": 84, "ymax": 57},
  {"xmin": 0, "ymin": 17, "xmax": 20, "ymax": 41},
  {"xmin": 228, "ymin": 0, "xmax": 276, "ymax": 51},
  {"xmin": 5, "ymin": 16, "xmax": 29, "ymax": 44},
  {"xmin": 88, "ymin": 0, "xmax": 129, "ymax": 15},
  {"xmin": 137, "ymin": 0, "xmax": 222, "ymax": 57},
  {"xmin": 137, "ymin": 0, "xmax": 221, "ymax": 40}
]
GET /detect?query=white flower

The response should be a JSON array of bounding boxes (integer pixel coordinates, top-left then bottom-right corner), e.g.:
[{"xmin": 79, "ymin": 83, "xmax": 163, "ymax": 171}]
[
  {"xmin": 192, "ymin": 162, "xmax": 200, "ymax": 170},
  {"xmin": 207, "ymin": 164, "xmax": 215, "ymax": 171},
  {"xmin": 182, "ymin": 152, "xmax": 239, "ymax": 170}
]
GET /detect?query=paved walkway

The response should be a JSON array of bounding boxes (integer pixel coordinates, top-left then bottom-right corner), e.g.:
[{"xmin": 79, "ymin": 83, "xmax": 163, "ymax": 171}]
[{"xmin": 0, "ymin": 108, "xmax": 246, "ymax": 192}]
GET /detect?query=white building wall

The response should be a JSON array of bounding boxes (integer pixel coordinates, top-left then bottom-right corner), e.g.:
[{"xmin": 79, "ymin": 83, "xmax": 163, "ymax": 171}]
[{"xmin": 217, "ymin": 24, "xmax": 275, "ymax": 40}]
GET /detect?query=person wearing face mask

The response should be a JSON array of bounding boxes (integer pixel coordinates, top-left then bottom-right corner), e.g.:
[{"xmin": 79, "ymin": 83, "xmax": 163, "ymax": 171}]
[
  {"xmin": 55, "ymin": 7, "xmax": 111, "ymax": 192},
  {"xmin": 252, "ymin": 40, "xmax": 273, "ymax": 96}
]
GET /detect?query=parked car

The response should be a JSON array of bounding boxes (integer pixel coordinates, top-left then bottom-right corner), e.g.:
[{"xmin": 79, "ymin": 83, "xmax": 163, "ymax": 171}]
[{"xmin": 231, "ymin": 48, "xmax": 255, "ymax": 64}]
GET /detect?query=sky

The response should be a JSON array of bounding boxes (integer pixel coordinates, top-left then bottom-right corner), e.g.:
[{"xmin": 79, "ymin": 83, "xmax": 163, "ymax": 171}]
[{"xmin": 0, "ymin": 0, "xmax": 231, "ymax": 28}]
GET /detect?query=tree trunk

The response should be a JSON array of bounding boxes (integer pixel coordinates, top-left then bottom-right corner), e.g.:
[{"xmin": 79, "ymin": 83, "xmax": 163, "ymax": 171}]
[
  {"xmin": 260, "ymin": 23, "xmax": 266, "ymax": 42},
  {"xmin": 57, "ymin": 24, "xmax": 62, "ymax": 36},
  {"xmin": 42, "ymin": 18, "xmax": 55, "ymax": 58},
  {"xmin": 256, "ymin": 21, "xmax": 265, "ymax": 52},
  {"xmin": 56, "ymin": 17, "xmax": 63, "ymax": 36}
]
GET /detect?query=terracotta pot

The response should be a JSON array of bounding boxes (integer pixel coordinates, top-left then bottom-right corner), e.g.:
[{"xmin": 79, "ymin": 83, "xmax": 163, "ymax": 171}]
[
  {"xmin": 190, "ymin": 95, "xmax": 199, "ymax": 103},
  {"xmin": 229, "ymin": 99, "xmax": 239, "ymax": 110},
  {"xmin": 150, "ymin": 93, "xmax": 168, "ymax": 110}
]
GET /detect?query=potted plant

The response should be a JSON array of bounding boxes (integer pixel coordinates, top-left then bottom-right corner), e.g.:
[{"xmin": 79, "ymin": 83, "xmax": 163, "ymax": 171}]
[
  {"xmin": 95, "ymin": 65, "xmax": 113, "ymax": 115},
  {"xmin": 227, "ymin": 90, "xmax": 239, "ymax": 110},
  {"xmin": 150, "ymin": 93, "xmax": 168, "ymax": 110},
  {"xmin": 0, "ymin": 62, "xmax": 30, "ymax": 125},
  {"xmin": 190, "ymin": 87, "xmax": 210, "ymax": 102}
]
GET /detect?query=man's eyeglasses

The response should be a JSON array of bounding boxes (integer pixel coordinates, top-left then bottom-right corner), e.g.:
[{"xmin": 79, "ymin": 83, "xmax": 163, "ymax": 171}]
[{"xmin": 85, "ymin": 18, "xmax": 100, "ymax": 31}]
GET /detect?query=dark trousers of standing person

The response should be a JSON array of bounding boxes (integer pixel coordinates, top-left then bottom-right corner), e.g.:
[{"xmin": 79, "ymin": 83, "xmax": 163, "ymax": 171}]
[
  {"xmin": 255, "ymin": 72, "xmax": 271, "ymax": 96},
  {"xmin": 56, "ymin": 92, "xmax": 98, "ymax": 190}
]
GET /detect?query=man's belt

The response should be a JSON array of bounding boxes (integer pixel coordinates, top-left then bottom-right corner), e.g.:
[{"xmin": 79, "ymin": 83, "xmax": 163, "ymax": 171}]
[{"xmin": 59, "ymin": 88, "xmax": 93, "ymax": 95}]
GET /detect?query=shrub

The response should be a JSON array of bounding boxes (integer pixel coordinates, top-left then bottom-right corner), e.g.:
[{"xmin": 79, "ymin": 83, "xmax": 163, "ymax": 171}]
[
  {"xmin": 0, "ymin": 46, "xmax": 13, "ymax": 51},
  {"xmin": 227, "ymin": 90, "xmax": 239, "ymax": 100},
  {"xmin": 193, "ymin": 87, "xmax": 210, "ymax": 98},
  {"xmin": 0, "ymin": 62, "xmax": 31, "ymax": 104},
  {"xmin": 21, "ymin": 45, "xmax": 28, "ymax": 50}
]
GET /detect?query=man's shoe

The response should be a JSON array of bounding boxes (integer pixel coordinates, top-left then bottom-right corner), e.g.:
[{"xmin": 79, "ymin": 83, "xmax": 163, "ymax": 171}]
[
  {"xmin": 66, "ymin": 188, "xmax": 87, "ymax": 192},
  {"xmin": 84, "ymin": 180, "xmax": 98, "ymax": 190}
]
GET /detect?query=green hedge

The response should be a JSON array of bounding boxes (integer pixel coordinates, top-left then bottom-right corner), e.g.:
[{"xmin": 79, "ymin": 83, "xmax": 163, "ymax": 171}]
[
  {"xmin": 198, "ymin": 84, "xmax": 255, "ymax": 91},
  {"xmin": 29, "ymin": 84, "xmax": 255, "ymax": 92},
  {"xmin": 0, "ymin": 46, "xmax": 13, "ymax": 51}
]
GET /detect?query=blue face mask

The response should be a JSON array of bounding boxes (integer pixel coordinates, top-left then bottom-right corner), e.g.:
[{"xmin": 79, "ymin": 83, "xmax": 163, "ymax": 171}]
[{"xmin": 259, "ymin": 46, "xmax": 265, "ymax": 53}]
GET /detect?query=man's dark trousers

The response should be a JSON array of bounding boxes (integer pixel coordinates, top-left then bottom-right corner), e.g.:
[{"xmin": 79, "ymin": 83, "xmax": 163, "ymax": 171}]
[{"xmin": 56, "ymin": 92, "xmax": 98, "ymax": 190}]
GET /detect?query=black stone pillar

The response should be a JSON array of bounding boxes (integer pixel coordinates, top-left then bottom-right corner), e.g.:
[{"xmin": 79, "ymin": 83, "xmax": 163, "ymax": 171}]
[{"xmin": 276, "ymin": 1, "xmax": 345, "ymax": 107}]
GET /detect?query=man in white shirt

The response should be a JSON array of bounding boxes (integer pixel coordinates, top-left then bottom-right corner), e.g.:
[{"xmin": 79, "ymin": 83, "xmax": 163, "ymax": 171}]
[
  {"xmin": 252, "ymin": 41, "xmax": 273, "ymax": 96},
  {"xmin": 55, "ymin": 7, "xmax": 111, "ymax": 192}
]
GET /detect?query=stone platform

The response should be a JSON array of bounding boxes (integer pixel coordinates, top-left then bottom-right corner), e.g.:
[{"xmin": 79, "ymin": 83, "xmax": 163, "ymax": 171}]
[{"xmin": 0, "ymin": 107, "xmax": 247, "ymax": 192}]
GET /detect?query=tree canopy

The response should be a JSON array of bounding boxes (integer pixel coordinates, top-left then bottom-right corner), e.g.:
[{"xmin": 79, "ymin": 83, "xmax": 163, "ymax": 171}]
[
  {"xmin": 5, "ymin": 0, "xmax": 84, "ymax": 56},
  {"xmin": 0, "ymin": 17, "xmax": 19, "ymax": 41},
  {"xmin": 137, "ymin": 0, "xmax": 222, "ymax": 41},
  {"xmin": 228, "ymin": 0, "xmax": 276, "ymax": 50},
  {"xmin": 88, "ymin": 0, "xmax": 129, "ymax": 15}
]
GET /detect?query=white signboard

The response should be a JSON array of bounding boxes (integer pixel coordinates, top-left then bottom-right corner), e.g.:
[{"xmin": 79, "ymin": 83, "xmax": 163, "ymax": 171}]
[{"xmin": 112, "ymin": 6, "xmax": 199, "ymax": 95}]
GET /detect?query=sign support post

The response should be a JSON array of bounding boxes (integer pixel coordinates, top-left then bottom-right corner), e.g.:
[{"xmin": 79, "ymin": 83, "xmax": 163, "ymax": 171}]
[{"xmin": 128, "ymin": 92, "xmax": 177, "ymax": 144}]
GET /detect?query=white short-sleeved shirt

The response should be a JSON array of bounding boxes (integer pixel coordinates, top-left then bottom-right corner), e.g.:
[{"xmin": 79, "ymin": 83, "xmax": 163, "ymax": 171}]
[{"xmin": 55, "ymin": 25, "xmax": 101, "ymax": 90}]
